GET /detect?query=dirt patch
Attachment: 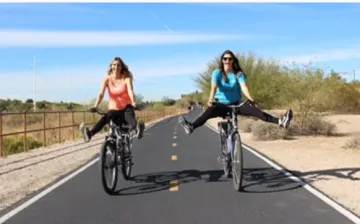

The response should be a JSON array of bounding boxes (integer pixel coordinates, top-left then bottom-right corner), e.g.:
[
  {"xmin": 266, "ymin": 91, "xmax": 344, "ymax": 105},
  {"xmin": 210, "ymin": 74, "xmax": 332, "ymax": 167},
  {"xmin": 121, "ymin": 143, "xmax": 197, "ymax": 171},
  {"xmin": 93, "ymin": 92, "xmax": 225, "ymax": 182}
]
[{"xmin": 207, "ymin": 114, "xmax": 360, "ymax": 217}]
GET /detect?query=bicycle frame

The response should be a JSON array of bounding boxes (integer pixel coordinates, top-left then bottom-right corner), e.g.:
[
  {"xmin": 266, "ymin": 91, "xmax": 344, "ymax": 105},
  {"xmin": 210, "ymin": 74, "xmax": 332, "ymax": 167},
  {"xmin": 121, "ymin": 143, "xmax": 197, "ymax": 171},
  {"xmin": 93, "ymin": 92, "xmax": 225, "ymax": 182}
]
[
  {"xmin": 214, "ymin": 101, "xmax": 246, "ymax": 153},
  {"xmin": 106, "ymin": 120, "xmax": 135, "ymax": 151},
  {"xmin": 213, "ymin": 100, "xmax": 247, "ymax": 191},
  {"xmin": 91, "ymin": 107, "xmax": 137, "ymax": 150}
]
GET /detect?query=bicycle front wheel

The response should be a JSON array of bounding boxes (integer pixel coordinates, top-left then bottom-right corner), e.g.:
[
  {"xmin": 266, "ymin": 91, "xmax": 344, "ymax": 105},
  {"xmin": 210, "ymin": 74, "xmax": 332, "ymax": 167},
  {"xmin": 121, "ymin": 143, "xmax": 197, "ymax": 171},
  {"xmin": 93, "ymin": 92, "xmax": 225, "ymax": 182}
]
[
  {"xmin": 99, "ymin": 140, "xmax": 118, "ymax": 195},
  {"xmin": 232, "ymin": 132, "xmax": 243, "ymax": 191},
  {"xmin": 121, "ymin": 143, "xmax": 132, "ymax": 180}
]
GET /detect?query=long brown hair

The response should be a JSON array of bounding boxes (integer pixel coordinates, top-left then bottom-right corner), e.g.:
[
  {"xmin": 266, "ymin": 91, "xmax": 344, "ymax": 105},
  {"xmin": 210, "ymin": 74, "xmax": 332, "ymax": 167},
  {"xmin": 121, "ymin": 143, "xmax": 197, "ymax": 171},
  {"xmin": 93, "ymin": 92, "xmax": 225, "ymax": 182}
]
[
  {"xmin": 107, "ymin": 56, "xmax": 133, "ymax": 80},
  {"xmin": 218, "ymin": 49, "xmax": 244, "ymax": 82}
]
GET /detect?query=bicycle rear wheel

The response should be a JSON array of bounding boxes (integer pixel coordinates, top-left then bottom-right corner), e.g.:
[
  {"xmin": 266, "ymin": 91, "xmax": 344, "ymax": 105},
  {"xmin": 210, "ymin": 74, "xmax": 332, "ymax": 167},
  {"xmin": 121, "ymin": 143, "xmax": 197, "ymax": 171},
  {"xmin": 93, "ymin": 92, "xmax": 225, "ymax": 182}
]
[
  {"xmin": 232, "ymin": 132, "xmax": 243, "ymax": 191},
  {"xmin": 99, "ymin": 140, "xmax": 118, "ymax": 195}
]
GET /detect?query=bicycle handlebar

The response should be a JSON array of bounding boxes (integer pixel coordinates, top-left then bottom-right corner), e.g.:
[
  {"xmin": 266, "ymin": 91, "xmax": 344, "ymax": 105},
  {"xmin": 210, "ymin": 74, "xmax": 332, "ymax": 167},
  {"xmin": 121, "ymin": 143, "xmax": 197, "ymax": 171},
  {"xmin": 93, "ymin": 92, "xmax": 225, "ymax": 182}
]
[
  {"xmin": 88, "ymin": 105, "xmax": 141, "ymax": 115},
  {"xmin": 89, "ymin": 107, "xmax": 107, "ymax": 115},
  {"xmin": 210, "ymin": 99, "xmax": 252, "ymax": 109}
]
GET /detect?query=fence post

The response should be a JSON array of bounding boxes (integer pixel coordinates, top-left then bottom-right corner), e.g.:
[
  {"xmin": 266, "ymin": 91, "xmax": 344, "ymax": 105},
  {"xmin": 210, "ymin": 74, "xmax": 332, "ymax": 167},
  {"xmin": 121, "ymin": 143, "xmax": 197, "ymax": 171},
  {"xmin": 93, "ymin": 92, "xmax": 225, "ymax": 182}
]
[
  {"xmin": 43, "ymin": 112, "xmax": 46, "ymax": 146},
  {"xmin": 0, "ymin": 113, "xmax": 2, "ymax": 157},
  {"xmin": 83, "ymin": 112, "xmax": 85, "ymax": 125},
  {"xmin": 72, "ymin": 111, "xmax": 75, "ymax": 140},
  {"xmin": 24, "ymin": 113, "xmax": 28, "ymax": 152},
  {"xmin": 58, "ymin": 112, "xmax": 61, "ymax": 143}
]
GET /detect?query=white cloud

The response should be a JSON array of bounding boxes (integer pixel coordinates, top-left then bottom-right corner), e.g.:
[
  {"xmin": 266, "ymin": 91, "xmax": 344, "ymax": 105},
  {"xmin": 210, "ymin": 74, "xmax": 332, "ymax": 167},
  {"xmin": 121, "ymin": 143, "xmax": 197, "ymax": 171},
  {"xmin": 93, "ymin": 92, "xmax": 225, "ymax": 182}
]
[
  {"xmin": 278, "ymin": 46, "xmax": 360, "ymax": 64},
  {"xmin": 0, "ymin": 55, "xmax": 210, "ymax": 102},
  {"xmin": 0, "ymin": 30, "xmax": 255, "ymax": 47},
  {"xmin": 2, "ymin": 45, "xmax": 360, "ymax": 102}
]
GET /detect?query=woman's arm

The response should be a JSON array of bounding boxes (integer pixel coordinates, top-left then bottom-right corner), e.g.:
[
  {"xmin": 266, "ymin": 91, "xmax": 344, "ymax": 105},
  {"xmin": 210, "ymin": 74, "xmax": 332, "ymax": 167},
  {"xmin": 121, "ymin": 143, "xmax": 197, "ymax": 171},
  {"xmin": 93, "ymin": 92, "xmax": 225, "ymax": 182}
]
[
  {"xmin": 125, "ymin": 77, "xmax": 136, "ymax": 106},
  {"xmin": 94, "ymin": 76, "xmax": 108, "ymax": 108},
  {"xmin": 208, "ymin": 82, "xmax": 217, "ymax": 106},
  {"xmin": 238, "ymin": 72, "xmax": 255, "ymax": 102},
  {"xmin": 239, "ymin": 82, "xmax": 254, "ymax": 102},
  {"xmin": 208, "ymin": 70, "xmax": 219, "ymax": 106}
]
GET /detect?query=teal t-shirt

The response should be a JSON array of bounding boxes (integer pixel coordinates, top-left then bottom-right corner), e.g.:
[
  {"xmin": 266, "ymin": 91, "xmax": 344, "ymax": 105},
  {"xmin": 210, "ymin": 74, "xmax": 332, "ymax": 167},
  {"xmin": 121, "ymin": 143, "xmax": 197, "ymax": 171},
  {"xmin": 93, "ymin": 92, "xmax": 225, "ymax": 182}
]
[{"xmin": 211, "ymin": 69, "xmax": 246, "ymax": 104}]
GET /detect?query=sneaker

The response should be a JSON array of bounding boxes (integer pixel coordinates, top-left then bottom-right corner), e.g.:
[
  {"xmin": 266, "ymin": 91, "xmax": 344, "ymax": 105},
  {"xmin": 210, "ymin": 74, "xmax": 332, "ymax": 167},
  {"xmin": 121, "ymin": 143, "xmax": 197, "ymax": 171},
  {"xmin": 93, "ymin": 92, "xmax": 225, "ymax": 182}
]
[
  {"xmin": 79, "ymin": 122, "xmax": 91, "ymax": 142},
  {"xmin": 279, "ymin": 109, "xmax": 293, "ymax": 128},
  {"xmin": 179, "ymin": 116, "xmax": 193, "ymax": 134},
  {"xmin": 136, "ymin": 120, "xmax": 145, "ymax": 139}
]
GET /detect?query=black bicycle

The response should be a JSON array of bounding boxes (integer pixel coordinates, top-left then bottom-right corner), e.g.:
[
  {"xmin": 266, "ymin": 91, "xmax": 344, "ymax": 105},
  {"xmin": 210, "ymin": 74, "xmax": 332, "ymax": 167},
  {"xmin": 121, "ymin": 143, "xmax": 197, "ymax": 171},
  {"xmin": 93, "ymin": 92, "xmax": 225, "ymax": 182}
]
[
  {"xmin": 90, "ymin": 107, "xmax": 139, "ymax": 195},
  {"xmin": 214, "ymin": 100, "xmax": 248, "ymax": 192}
]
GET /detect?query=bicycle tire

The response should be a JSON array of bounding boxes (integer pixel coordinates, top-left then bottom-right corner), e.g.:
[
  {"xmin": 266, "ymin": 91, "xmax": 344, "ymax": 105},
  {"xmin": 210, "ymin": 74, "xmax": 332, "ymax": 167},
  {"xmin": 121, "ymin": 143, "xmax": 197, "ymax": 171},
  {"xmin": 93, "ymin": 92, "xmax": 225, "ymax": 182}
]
[
  {"xmin": 99, "ymin": 140, "xmax": 118, "ymax": 195},
  {"xmin": 223, "ymin": 136, "xmax": 232, "ymax": 178},
  {"xmin": 232, "ymin": 132, "xmax": 243, "ymax": 191},
  {"xmin": 121, "ymin": 141, "xmax": 132, "ymax": 180},
  {"xmin": 218, "ymin": 122, "xmax": 232, "ymax": 178}
]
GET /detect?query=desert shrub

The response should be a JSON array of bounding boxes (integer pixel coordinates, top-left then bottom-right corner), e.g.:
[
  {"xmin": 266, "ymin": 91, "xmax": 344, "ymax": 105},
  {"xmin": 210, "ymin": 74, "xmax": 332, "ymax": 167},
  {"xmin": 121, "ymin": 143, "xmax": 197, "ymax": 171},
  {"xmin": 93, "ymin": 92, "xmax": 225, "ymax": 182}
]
[
  {"xmin": 250, "ymin": 116, "xmax": 337, "ymax": 141},
  {"xmin": 294, "ymin": 115, "xmax": 337, "ymax": 136},
  {"xmin": 251, "ymin": 121, "xmax": 286, "ymax": 141},
  {"xmin": 344, "ymin": 136, "xmax": 360, "ymax": 150}
]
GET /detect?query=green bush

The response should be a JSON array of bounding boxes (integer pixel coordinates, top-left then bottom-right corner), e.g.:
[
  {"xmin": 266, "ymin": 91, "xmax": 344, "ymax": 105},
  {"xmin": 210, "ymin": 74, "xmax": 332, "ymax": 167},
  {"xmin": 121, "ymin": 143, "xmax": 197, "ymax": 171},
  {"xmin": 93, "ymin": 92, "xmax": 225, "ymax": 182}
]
[
  {"xmin": 194, "ymin": 51, "xmax": 360, "ymax": 114},
  {"xmin": 3, "ymin": 136, "xmax": 43, "ymax": 155}
]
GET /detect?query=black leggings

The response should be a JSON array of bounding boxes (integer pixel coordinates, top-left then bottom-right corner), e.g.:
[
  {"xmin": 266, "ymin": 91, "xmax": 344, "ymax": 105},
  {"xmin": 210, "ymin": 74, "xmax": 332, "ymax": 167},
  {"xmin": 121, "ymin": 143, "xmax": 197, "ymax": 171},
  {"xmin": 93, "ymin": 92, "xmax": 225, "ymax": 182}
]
[
  {"xmin": 89, "ymin": 105, "xmax": 137, "ymax": 136},
  {"xmin": 192, "ymin": 101, "xmax": 279, "ymax": 129}
]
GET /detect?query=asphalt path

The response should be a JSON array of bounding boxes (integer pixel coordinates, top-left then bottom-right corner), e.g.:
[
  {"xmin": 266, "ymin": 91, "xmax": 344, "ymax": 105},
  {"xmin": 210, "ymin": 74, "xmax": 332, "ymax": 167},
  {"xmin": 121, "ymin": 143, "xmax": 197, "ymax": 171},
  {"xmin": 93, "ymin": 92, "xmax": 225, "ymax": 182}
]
[{"xmin": 1, "ymin": 108, "xmax": 356, "ymax": 224}]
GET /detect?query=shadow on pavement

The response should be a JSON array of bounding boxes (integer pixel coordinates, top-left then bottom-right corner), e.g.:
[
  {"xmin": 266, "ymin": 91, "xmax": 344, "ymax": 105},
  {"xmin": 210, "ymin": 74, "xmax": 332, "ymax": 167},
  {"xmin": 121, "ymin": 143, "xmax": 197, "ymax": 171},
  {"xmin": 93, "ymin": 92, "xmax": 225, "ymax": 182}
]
[
  {"xmin": 242, "ymin": 167, "xmax": 302, "ymax": 193},
  {"xmin": 242, "ymin": 166, "xmax": 360, "ymax": 193},
  {"xmin": 112, "ymin": 165, "xmax": 360, "ymax": 196},
  {"xmin": 114, "ymin": 169, "xmax": 225, "ymax": 196},
  {"xmin": 113, "ymin": 166, "xmax": 310, "ymax": 196},
  {"xmin": 290, "ymin": 167, "xmax": 360, "ymax": 182}
]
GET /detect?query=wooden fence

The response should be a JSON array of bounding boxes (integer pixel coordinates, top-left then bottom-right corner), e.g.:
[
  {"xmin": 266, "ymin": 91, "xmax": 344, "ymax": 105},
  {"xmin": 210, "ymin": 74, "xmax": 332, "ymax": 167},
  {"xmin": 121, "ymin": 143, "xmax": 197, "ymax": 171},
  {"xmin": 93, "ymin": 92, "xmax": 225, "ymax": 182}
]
[{"xmin": 0, "ymin": 108, "xmax": 183, "ymax": 157}]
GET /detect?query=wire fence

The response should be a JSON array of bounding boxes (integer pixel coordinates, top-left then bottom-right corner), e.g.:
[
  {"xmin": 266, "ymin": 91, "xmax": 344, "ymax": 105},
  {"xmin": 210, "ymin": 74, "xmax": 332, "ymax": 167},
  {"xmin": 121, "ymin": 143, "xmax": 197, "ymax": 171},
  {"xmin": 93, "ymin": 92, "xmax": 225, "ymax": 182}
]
[{"xmin": 0, "ymin": 107, "xmax": 183, "ymax": 157}]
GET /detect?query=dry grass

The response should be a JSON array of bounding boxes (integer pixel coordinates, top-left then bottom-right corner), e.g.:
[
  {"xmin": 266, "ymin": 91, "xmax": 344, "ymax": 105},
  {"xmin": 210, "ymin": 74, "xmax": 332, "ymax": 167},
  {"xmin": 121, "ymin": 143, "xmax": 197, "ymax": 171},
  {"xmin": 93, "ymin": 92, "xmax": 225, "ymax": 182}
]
[
  {"xmin": 239, "ymin": 115, "xmax": 338, "ymax": 141},
  {"xmin": 0, "ymin": 108, "xmax": 181, "ymax": 156},
  {"xmin": 345, "ymin": 136, "xmax": 360, "ymax": 150}
]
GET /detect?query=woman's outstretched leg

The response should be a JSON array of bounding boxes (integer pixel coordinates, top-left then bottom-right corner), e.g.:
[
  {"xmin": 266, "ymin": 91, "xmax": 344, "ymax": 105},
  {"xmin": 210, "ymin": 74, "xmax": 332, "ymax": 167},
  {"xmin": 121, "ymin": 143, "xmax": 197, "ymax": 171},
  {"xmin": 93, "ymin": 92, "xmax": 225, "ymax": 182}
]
[
  {"xmin": 237, "ymin": 102, "xmax": 293, "ymax": 128},
  {"xmin": 123, "ymin": 105, "xmax": 145, "ymax": 139},
  {"xmin": 179, "ymin": 104, "xmax": 230, "ymax": 134},
  {"xmin": 79, "ymin": 114, "xmax": 108, "ymax": 142}
]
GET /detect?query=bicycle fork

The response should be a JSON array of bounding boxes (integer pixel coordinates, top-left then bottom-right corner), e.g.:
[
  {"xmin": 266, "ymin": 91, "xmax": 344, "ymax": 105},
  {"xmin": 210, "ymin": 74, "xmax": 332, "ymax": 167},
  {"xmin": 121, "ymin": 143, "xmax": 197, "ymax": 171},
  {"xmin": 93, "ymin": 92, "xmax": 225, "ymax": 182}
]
[{"xmin": 218, "ymin": 131, "xmax": 233, "ymax": 164}]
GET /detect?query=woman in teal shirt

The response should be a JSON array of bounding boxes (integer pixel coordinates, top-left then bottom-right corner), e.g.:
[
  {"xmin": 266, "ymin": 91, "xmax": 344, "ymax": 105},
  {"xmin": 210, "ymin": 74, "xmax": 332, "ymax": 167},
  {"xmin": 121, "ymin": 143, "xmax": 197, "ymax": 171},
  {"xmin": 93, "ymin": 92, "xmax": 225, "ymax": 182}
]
[{"xmin": 179, "ymin": 49, "xmax": 293, "ymax": 134}]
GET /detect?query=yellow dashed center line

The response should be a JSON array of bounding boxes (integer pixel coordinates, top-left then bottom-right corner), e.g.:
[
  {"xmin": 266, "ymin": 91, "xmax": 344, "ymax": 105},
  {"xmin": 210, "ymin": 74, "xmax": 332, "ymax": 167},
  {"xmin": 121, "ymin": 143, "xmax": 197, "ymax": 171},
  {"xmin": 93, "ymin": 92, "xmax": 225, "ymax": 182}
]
[
  {"xmin": 169, "ymin": 180, "xmax": 179, "ymax": 192},
  {"xmin": 171, "ymin": 127, "xmax": 179, "ymax": 191}
]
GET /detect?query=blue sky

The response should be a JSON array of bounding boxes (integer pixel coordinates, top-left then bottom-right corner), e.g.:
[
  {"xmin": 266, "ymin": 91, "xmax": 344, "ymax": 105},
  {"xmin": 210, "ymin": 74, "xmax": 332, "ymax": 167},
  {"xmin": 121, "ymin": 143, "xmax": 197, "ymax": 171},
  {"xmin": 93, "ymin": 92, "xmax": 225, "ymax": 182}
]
[{"xmin": 0, "ymin": 3, "xmax": 359, "ymax": 104}]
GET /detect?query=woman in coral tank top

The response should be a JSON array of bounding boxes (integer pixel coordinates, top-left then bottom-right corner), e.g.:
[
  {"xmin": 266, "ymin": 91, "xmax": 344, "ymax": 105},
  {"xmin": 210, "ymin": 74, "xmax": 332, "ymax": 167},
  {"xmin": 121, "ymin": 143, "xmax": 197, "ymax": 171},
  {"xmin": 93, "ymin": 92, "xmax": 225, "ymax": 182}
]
[{"xmin": 79, "ymin": 57, "xmax": 145, "ymax": 142}]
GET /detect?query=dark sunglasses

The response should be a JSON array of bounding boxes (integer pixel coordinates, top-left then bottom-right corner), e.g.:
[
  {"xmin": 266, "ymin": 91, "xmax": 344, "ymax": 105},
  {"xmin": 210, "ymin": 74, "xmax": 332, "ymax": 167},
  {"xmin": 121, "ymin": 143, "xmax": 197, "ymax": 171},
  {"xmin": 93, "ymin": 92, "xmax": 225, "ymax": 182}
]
[{"xmin": 222, "ymin": 57, "xmax": 233, "ymax": 61}]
